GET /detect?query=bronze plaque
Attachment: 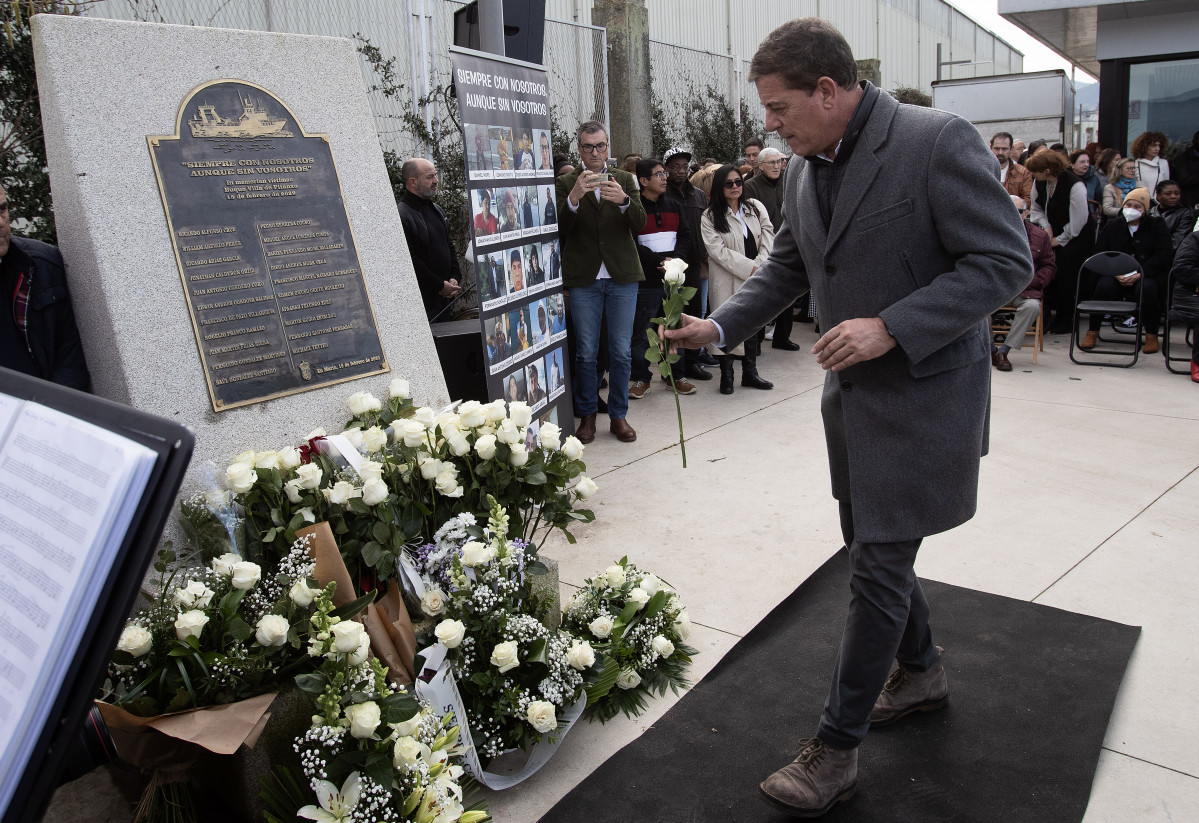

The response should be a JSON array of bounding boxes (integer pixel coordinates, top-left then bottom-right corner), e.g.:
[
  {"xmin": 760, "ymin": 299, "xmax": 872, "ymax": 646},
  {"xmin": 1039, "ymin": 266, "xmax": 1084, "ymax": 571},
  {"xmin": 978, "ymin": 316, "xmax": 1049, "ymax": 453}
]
[{"xmin": 149, "ymin": 80, "xmax": 388, "ymax": 411}]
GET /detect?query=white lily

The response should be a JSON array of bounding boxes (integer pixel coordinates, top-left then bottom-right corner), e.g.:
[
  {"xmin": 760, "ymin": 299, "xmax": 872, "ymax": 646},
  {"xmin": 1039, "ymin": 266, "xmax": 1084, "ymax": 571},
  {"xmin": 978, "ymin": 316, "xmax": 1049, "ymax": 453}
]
[{"xmin": 298, "ymin": 771, "xmax": 362, "ymax": 823}]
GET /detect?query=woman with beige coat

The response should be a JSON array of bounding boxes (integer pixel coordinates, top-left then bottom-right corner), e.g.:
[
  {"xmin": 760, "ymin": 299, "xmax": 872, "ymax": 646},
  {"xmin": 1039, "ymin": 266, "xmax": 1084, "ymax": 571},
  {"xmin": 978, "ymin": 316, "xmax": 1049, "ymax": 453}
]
[{"xmin": 701, "ymin": 163, "xmax": 775, "ymax": 393}]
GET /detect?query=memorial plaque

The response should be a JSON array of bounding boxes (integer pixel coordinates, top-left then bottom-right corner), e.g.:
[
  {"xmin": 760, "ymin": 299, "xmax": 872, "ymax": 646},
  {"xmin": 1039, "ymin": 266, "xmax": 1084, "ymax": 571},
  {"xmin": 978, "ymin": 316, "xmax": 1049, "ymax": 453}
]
[{"xmin": 149, "ymin": 80, "xmax": 388, "ymax": 411}]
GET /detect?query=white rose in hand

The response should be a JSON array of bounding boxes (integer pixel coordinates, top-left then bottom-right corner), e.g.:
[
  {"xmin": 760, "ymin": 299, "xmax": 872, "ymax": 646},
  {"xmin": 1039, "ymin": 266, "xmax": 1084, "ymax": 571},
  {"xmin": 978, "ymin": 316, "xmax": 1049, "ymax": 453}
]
[
  {"xmin": 616, "ymin": 667, "xmax": 642, "ymax": 690},
  {"xmin": 434, "ymin": 619, "xmax": 466, "ymax": 649},
  {"xmin": 225, "ymin": 462, "xmax": 258, "ymax": 493},
  {"xmin": 588, "ymin": 615, "xmax": 614, "ymax": 639},
  {"xmin": 231, "ymin": 561, "xmax": 262, "ymax": 590},
  {"xmin": 174, "ymin": 610, "xmax": 209, "ymax": 641},
  {"xmin": 651, "ymin": 635, "xmax": 675, "ymax": 658},
  {"xmin": 117, "ymin": 624, "xmax": 153, "ymax": 658},
  {"xmin": 490, "ymin": 640, "xmax": 520, "ymax": 673},
  {"xmin": 662, "ymin": 257, "xmax": 688, "ymax": 285},
  {"xmin": 526, "ymin": 700, "xmax": 557, "ymax": 733},
  {"xmin": 255, "ymin": 614, "xmax": 290, "ymax": 647},
  {"xmin": 347, "ymin": 391, "xmax": 383, "ymax": 415},
  {"xmin": 345, "ymin": 701, "xmax": 381, "ymax": 739},
  {"xmin": 332, "ymin": 620, "xmax": 366, "ymax": 653},
  {"xmin": 574, "ymin": 476, "xmax": 598, "ymax": 500},
  {"xmin": 420, "ymin": 588, "xmax": 448, "ymax": 616},
  {"xmin": 566, "ymin": 639, "xmax": 596, "ymax": 670}
]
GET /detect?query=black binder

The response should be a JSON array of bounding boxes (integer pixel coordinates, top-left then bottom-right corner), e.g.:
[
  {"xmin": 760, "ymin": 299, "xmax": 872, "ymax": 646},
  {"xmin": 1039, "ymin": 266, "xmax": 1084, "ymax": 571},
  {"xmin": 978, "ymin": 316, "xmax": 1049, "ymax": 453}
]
[{"xmin": 0, "ymin": 367, "xmax": 195, "ymax": 823}]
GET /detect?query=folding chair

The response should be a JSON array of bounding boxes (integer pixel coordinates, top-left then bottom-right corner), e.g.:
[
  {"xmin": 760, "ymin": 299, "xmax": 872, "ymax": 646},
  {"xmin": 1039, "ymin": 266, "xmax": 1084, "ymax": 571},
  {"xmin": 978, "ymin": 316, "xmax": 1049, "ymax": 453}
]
[
  {"xmin": 1070, "ymin": 251, "xmax": 1144, "ymax": 367},
  {"xmin": 1163, "ymin": 266, "xmax": 1198, "ymax": 375}
]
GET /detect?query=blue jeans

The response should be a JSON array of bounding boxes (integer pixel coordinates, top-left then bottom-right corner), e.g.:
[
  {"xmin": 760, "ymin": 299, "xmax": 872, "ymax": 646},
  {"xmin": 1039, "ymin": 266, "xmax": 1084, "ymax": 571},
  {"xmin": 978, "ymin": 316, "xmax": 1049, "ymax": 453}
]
[
  {"xmin": 570, "ymin": 278, "xmax": 638, "ymax": 420},
  {"xmin": 630, "ymin": 288, "xmax": 663, "ymax": 382}
]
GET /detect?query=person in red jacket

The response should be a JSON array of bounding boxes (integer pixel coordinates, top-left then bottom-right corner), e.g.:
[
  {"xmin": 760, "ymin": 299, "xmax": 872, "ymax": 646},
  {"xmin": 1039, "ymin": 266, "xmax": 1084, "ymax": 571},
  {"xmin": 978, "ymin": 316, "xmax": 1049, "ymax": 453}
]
[{"xmin": 992, "ymin": 194, "xmax": 1056, "ymax": 371}]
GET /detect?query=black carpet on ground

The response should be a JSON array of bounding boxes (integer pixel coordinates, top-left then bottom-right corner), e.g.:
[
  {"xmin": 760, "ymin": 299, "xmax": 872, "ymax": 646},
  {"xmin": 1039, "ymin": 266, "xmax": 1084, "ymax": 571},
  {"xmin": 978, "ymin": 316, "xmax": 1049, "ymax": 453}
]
[{"xmin": 539, "ymin": 549, "xmax": 1140, "ymax": 823}]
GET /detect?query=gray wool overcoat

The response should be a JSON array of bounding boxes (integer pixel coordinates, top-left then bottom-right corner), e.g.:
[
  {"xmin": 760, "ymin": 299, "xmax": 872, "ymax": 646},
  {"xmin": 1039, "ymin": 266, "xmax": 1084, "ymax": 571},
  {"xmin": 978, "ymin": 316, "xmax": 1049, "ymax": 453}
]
[{"xmin": 711, "ymin": 89, "xmax": 1033, "ymax": 543}]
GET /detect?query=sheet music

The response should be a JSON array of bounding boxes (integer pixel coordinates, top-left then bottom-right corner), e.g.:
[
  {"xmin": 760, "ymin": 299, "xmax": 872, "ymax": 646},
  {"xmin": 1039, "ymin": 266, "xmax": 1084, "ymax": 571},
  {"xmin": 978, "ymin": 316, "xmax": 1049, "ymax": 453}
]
[{"xmin": 0, "ymin": 397, "xmax": 156, "ymax": 814}]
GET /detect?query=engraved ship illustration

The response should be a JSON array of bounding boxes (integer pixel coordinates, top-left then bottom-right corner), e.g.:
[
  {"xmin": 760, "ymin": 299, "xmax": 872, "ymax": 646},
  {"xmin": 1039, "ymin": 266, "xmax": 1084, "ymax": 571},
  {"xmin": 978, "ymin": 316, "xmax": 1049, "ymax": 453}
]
[{"xmin": 189, "ymin": 92, "xmax": 293, "ymax": 138}]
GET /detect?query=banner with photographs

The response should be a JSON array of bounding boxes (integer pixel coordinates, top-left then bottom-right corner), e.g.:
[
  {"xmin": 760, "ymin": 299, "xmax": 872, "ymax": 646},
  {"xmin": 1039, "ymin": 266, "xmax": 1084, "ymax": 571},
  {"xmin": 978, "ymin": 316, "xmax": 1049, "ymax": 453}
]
[{"xmin": 451, "ymin": 47, "xmax": 569, "ymax": 435}]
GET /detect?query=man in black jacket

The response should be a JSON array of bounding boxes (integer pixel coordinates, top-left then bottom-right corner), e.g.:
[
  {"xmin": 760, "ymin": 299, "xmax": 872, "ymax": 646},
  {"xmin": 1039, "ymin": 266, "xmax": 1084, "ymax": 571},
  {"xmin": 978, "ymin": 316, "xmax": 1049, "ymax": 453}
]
[
  {"xmin": 0, "ymin": 185, "xmax": 90, "ymax": 390},
  {"xmin": 397, "ymin": 158, "xmax": 461, "ymax": 321}
]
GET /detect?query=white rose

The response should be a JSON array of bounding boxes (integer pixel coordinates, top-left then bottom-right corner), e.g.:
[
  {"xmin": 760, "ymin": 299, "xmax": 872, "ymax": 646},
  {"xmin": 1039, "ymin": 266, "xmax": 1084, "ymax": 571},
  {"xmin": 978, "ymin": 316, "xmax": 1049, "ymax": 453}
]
[
  {"xmin": 484, "ymin": 399, "xmax": 508, "ymax": 423},
  {"xmin": 304, "ymin": 428, "xmax": 327, "ymax": 440},
  {"xmin": 339, "ymin": 427, "xmax": 365, "ymax": 450},
  {"xmin": 435, "ymin": 411, "xmax": 463, "ymax": 438},
  {"xmin": 417, "ymin": 457, "xmax": 440, "ymax": 481},
  {"xmin": 539, "ymin": 423, "xmax": 561, "ymax": 451},
  {"xmin": 420, "ymin": 588, "xmax": 448, "ymax": 616},
  {"xmin": 174, "ymin": 580, "xmax": 214, "ymax": 609},
  {"xmin": 496, "ymin": 419, "xmax": 524, "ymax": 446},
  {"xmin": 361, "ymin": 478, "xmax": 389, "ymax": 506},
  {"xmin": 348, "ymin": 391, "xmax": 383, "ymax": 415},
  {"xmin": 212, "ymin": 553, "xmax": 242, "ymax": 578},
  {"xmin": 674, "ymin": 610, "xmax": 692, "ymax": 641},
  {"xmin": 567, "ymin": 639, "xmax": 596, "ymax": 671},
  {"xmin": 231, "ymin": 561, "xmax": 262, "ymax": 590},
  {"xmin": 117, "ymin": 624, "xmax": 153, "ymax": 658},
  {"xmin": 298, "ymin": 507, "xmax": 316, "ymax": 523},
  {"xmin": 391, "ymin": 712, "xmax": 422, "ymax": 738},
  {"xmin": 332, "ymin": 621, "xmax": 366, "ymax": 653},
  {"xmin": 361, "ymin": 426, "xmax": 388, "ymax": 453},
  {"xmin": 345, "ymin": 701, "xmax": 381, "ymax": 739},
  {"xmin": 460, "ymin": 540, "xmax": 495, "ymax": 567},
  {"xmin": 490, "ymin": 640, "xmax": 520, "ymax": 673},
  {"xmin": 393, "ymin": 735, "xmax": 424, "ymax": 767},
  {"xmin": 526, "ymin": 700, "xmax": 557, "ymax": 733},
  {"xmin": 232, "ymin": 449, "xmax": 256, "ymax": 467},
  {"xmin": 561, "ymin": 436, "xmax": 585, "ymax": 461},
  {"xmin": 325, "ymin": 480, "xmax": 361, "ymax": 505},
  {"xmin": 348, "ymin": 636, "xmax": 371, "ymax": 666},
  {"xmin": 284, "ymin": 478, "xmax": 303, "ymax": 503},
  {"xmin": 435, "ymin": 469, "xmax": 463, "ymax": 497},
  {"xmin": 389, "ymin": 378, "xmax": 411, "ymax": 400},
  {"xmin": 615, "ymin": 667, "xmax": 642, "ymax": 690},
  {"xmin": 604, "ymin": 564, "xmax": 626, "ymax": 588},
  {"xmin": 639, "ymin": 574, "xmax": 661, "ymax": 596},
  {"xmin": 395, "ymin": 419, "xmax": 427, "ymax": 448},
  {"xmin": 255, "ymin": 614, "xmax": 290, "ymax": 647},
  {"xmin": 447, "ymin": 434, "xmax": 471, "ymax": 457},
  {"xmin": 434, "ymin": 619, "xmax": 466, "ymax": 649},
  {"xmin": 413, "ymin": 407, "xmax": 436, "ymax": 428},
  {"xmin": 508, "ymin": 445, "xmax": 529, "ymax": 467},
  {"xmin": 651, "ymin": 635, "xmax": 675, "ymax": 658},
  {"xmin": 278, "ymin": 447, "xmax": 302, "ymax": 470},
  {"xmin": 475, "ymin": 434, "xmax": 497, "ymax": 460},
  {"xmin": 225, "ymin": 462, "xmax": 257, "ymax": 494},
  {"xmin": 254, "ymin": 450, "xmax": 283, "ymax": 471},
  {"xmin": 289, "ymin": 580, "xmax": 318, "ymax": 608},
  {"xmin": 458, "ymin": 401, "xmax": 486, "ymax": 428},
  {"xmin": 588, "ymin": 615, "xmax": 614, "ymax": 639},
  {"xmin": 508, "ymin": 401, "xmax": 533, "ymax": 428},
  {"xmin": 174, "ymin": 610, "xmax": 209, "ymax": 641},
  {"xmin": 574, "ymin": 476, "xmax": 598, "ymax": 500},
  {"xmin": 662, "ymin": 257, "xmax": 688, "ymax": 285},
  {"xmin": 627, "ymin": 587, "xmax": 650, "ymax": 610},
  {"xmin": 295, "ymin": 463, "xmax": 323, "ymax": 490}
]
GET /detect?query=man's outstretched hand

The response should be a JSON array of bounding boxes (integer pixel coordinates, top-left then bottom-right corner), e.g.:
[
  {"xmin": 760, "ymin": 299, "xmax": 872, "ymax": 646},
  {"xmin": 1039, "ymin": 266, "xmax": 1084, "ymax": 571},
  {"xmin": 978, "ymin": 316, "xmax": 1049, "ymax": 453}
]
[{"xmin": 661, "ymin": 315, "xmax": 720, "ymax": 352}]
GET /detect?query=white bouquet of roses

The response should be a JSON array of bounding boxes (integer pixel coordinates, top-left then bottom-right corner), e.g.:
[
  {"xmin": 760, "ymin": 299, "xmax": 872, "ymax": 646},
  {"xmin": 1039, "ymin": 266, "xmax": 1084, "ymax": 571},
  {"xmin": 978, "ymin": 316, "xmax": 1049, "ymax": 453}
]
[{"xmin": 562, "ymin": 557, "xmax": 696, "ymax": 722}]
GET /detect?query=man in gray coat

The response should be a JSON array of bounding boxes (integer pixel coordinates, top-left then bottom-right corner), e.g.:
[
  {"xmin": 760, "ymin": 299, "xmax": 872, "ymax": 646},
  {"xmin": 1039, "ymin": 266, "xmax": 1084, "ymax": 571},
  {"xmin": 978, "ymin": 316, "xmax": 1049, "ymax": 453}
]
[{"xmin": 665, "ymin": 18, "xmax": 1032, "ymax": 818}]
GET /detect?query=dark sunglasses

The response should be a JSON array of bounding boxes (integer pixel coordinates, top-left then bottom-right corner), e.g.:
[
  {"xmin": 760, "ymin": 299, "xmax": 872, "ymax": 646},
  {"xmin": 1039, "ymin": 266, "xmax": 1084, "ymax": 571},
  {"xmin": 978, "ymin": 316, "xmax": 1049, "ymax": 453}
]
[{"xmin": 724, "ymin": 179, "xmax": 743, "ymax": 189}]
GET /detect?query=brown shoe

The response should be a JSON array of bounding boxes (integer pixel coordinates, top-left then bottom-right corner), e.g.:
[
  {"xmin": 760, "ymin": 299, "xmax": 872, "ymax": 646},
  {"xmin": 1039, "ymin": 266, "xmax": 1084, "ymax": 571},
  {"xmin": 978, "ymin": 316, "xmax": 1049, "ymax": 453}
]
[
  {"xmin": 574, "ymin": 414, "xmax": 596, "ymax": 444},
  {"xmin": 1143, "ymin": 334, "xmax": 1159, "ymax": 354},
  {"xmin": 609, "ymin": 418, "xmax": 636, "ymax": 442},
  {"xmin": 669, "ymin": 378, "xmax": 697, "ymax": 395},
  {"xmin": 628, "ymin": 380, "xmax": 651, "ymax": 400},
  {"xmin": 991, "ymin": 349, "xmax": 1012, "ymax": 371},
  {"xmin": 759, "ymin": 738, "xmax": 857, "ymax": 817},
  {"xmin": 870, "ymin": 657, "xmax": 949, "ymax": 727},
  {"xmin": 1080, "ymin": 330, "xmax": 1099, "ymax": 350}
]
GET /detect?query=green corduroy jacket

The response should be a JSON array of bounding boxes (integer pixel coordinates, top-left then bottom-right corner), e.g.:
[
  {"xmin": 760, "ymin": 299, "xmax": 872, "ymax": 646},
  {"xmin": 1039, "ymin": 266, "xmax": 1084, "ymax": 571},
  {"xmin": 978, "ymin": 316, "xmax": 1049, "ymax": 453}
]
[{"xmin": 555, "ymin": 167, "xmax": 647, "ymax": 288}]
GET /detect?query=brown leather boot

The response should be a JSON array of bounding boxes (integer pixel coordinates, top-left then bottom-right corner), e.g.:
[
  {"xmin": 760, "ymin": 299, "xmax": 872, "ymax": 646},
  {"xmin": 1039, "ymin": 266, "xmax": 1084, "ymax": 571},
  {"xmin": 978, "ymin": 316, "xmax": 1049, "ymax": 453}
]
[
  {"xmin": 1080, "ymin": 330, "xmax": 1099, "ymax": 350},
  {"xmin": 870, "ymin": 658, "xmax": 949, "ymax": 727},
  {"xmin": 609, "ymin": 418, "xmax": 636, "ymax": 442},
  {"xmin": 1143, "ymin": 334, "xmax": 1159, "ymax": 354},
  {"xmin": 574, "ymin": 414, "xmax": 596, "ymax": 444},
  {"xmin": 759, "ymin": 737, "xmax": 857, "ymax": 817}
]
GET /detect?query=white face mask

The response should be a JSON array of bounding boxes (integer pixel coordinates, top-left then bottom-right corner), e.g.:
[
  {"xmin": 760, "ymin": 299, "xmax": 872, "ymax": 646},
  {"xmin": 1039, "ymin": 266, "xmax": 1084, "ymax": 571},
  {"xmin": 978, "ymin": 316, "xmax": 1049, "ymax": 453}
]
[{"xmin": 1122, "ymin": 207, "xmax": 1143, "ymax": 222}]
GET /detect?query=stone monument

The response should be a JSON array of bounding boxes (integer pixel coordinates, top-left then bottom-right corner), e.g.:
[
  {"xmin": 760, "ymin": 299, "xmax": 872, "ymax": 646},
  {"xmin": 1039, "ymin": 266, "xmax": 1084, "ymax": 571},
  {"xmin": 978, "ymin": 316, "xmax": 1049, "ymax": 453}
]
[{"xmin": 31, "ymin": 15, "xmax": 448, "ymax": 507}]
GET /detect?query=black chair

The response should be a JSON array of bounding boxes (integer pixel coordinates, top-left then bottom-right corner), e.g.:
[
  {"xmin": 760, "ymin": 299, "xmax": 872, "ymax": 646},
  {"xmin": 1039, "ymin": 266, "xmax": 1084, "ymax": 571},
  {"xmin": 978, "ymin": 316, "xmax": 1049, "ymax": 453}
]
[
  {"xmin": 1070, "ymin": 251, "xmax": 1144, "ymax": 367},
  {"xmin": 1163, "ymin": 266, "xmax": 1198, "ymax": 375}
]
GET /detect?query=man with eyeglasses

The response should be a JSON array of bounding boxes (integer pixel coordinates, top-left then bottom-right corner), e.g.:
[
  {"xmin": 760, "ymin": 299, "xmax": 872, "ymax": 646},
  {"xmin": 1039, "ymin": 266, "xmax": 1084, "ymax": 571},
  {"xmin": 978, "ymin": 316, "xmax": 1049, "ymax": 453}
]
[
  {"xmin": 745, "ymin": 147, "xmax": 802, "ymax": 350},
  {"xmin": 556, "ymin": 121, "xmax": 646, "ymax": 443}
]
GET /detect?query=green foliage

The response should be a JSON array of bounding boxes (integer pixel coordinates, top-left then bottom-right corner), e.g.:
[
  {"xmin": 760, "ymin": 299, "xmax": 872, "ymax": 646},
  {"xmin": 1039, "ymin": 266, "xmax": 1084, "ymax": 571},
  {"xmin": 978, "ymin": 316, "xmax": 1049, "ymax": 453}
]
[
  {"xmin": 260, "ymin": 766, "xmax": 311, "ymax": 823},
  {"xmin": 682, "ymin": 82, "xmax": 764, "ymax": 164},
  {"xmin": 891, "ymin": 85, "xmax": 932, "ymax": 107},
  {"xmin": 650, "ymin": 91, "xmax": 676, "ymax": 159},
  {"xmin": 548, "ymin": 103, "xmax": 575, "ymax": 162}
]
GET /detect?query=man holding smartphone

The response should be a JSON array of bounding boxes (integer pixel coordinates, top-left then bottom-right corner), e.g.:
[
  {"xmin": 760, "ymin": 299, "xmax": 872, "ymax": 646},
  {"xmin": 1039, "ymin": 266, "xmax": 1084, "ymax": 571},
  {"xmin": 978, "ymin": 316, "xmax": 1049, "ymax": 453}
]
[{"xmin": 556, "ymin": 121, "xmax": 646, "ymax": 443}]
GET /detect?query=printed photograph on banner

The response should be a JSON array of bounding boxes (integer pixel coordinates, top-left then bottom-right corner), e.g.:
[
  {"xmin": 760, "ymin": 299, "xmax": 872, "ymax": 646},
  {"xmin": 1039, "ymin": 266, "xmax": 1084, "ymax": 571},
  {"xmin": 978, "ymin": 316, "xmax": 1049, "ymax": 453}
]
[
  {"xmin": 504, "ymin": 367, "xmax": 528, "ymax": 404},
  {"xmin": 544, "ymin": 239, "xmax": 562, "ymax": 282},
  {"xmin": 525, "ymin": 359, "xmax": 547, "ymax": 408},
  {"xmin": 472, "ymin": 187, "xmax": 500, "ymax": 243},
  {"xmin": 524, "ymin": 417, "xmax": 540, "ymax": 451},
  {"xmin": 530, "ymin": 298, "xmax": 550, "ymax": 349},
  {"xmin": 513, "ymin": 127, "xmax": 536, "ymax": 173},
  {"xmin": 545, "ymin": 348, "xmax": 565, "ymax": 398},
  {"xmin": 467, "ymin": 123, "xmax": 494, "ymax": 179},
  {"xmin": 520, "ymin": 186, "xmax": 540, "ymax": 234},
  {"xmin": 479, "ymin": 250, "xmax": 507, "ymax": 309},
  {"xmin": 540, "ymin": 184, "xmax": 557, "ymax": 228},
  {"xmin": 498, "ymin": 189, "xmax": 522, "ymax": 240},
  {"xmin": 534, "ymin": 129, "xmax": 553, "ymax": 175},
  {"xmin": 487, "ymin": 313, "xmax": 513, "ymax": 373},
  {"xmin": 491, "ymin": 125, "xmax": 515, "ymax": 177},
  {"xmin": 505, "ymin": 246, "xmax": 526, "ymax": 297},
  {"xmin": 524, "ymin": 243, "xmax": 546, "ymax": 290},
  {"xmin": 508, "ymin": 303, "xmax": 532, "ymax": 354},
  {"xmin": 547, "ymin": 292, "xmax": 567, "ymax": 339},
  {"xmin": 537, "ymin": 404, "xmax": 559, "ymax": 431}
]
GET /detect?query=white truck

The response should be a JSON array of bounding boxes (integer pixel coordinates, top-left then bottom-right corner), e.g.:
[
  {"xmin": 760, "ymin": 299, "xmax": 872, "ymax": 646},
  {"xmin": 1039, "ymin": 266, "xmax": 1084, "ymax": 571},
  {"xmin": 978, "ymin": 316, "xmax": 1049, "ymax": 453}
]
[{"xmin": 931, "ymin": 70, "xmax": 1075, "ymax": 146}]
